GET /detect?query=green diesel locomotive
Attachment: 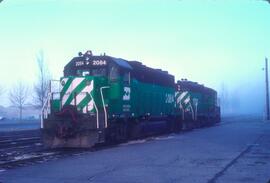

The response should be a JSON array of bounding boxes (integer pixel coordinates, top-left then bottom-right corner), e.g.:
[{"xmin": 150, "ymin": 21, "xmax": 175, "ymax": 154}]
[{"xmin": 41, "ymin": 51, "xmax": 220, "ymax": 148}]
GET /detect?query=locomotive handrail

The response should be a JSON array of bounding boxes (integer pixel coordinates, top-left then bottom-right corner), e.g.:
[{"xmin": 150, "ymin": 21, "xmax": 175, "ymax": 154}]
[
  {"xmin": 41, "ymin": 79, "xmax": 60, "ymax": 129},
  {"xmin": 190, "ymin": 104, "xmax": 195, "ymax": 121},
  {"xmin": 41, "ymin": 92, "xmax": 52, "ymax": 129},
  {"xmin": 89, "ymin": 92, "xmax": 99, "ymax": 129},
  {"xmin": 100, "ymin": 86, "xmax": 110, "ymax": 128},
  {"xmin": 51, "ymin": 92, "xmax": 61, "ymax": 111}
]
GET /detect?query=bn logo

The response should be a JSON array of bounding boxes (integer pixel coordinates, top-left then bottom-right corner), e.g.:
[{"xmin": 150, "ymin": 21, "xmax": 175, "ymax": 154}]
[{"xmin": 123, "ymin": 87, "xmax": 131, "ymax": 101}]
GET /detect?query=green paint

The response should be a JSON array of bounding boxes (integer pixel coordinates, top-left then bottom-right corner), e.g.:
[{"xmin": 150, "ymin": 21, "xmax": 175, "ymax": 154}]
[{"xmin": 60, "ymin": 77, "xmax": 73, "ymax": 97}]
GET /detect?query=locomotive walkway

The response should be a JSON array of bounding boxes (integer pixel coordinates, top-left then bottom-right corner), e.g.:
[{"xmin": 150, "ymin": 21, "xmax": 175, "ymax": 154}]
[{"xmin": 0, "ymin": 116, "xmax": 269, "ymax": 183}]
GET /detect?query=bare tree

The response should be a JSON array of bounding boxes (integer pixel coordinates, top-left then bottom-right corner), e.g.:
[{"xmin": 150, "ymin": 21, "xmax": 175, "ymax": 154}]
[
  {"xmin": 34, "ymin": 51, "xmax": 51, "ymax": 108},
  {"xmin": 9, "ymin": 82, "xmax": 29, "ymax": 121}
]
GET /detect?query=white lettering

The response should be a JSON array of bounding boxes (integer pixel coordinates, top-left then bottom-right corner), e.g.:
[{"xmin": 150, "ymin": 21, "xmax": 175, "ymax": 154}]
[
  {"xmin": 75, "ymin": 61, "xmax": 84, "ymax": 66},
  {"xmin": 92, "ymin": 60, "xmax": 107, "ymax": 66}
]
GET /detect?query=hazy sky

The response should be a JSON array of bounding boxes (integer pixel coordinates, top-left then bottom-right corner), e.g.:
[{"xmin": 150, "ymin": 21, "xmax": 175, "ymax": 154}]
[{"xmin": 0, "ymin": 0, "xmax": 270, "ymax": 110}]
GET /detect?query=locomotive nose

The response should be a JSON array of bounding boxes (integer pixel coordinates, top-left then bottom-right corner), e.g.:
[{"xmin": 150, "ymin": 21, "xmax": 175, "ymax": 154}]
[{"xmin": 60, "ymin": 76, "xmax": 95, "ymax": 114}]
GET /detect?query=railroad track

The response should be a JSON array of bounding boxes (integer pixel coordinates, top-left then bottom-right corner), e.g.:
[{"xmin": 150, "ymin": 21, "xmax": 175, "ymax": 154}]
[
  {"xmin": 0, "ymin": 149, "xmax": 85, "ymax": 169},
  {"xmin": 0, "ymin": 130, "xmax": 105, "ymax": 170},
  {"xmin": 0, "ymin": 130, "xmax": 45, "ymax": 169},
  {"xmin": 0, "ymin": 129, "xmax": 192, "ymax": 170},
  {"xmin": 0, "ymin": 137, "xmax": 41, "ymax": 149},
  {"xmin": 0, "ymin": 118, "xmax": 249, "ymax": 170},
  {"xmin": 0, "ymin": 130, "xmax": 164, "ymax": 170}
]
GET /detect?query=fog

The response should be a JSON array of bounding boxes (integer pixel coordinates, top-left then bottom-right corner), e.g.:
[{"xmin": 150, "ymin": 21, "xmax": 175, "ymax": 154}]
[
  {"xmin": 0, "ymin": 0, "xmax": 270, "ymax": 117},
  {"xmin": 219, "ymin": 76, "xmax": 265, "ymax": 116}
]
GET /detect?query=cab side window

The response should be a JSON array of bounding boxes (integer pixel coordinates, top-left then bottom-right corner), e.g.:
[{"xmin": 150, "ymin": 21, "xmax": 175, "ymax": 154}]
[
  {"xmin": 92, "ymin": 68, "xmax": 106, "ymax": 76},
  {"xmin": 123, "ymin": 72, "xmax": 130, "ymax": 85},
  {"xmin": 109, "ymin": 66, "xmax": 119, "ymax": 81}
]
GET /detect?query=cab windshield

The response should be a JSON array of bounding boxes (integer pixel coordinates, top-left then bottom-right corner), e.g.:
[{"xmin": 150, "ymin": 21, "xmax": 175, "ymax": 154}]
[{"xmin": 76, "ymin": 68, "xmax": 107, "ymax": 77}]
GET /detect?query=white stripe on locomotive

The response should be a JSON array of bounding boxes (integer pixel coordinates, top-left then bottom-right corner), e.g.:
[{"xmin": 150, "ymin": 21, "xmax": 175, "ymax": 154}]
[
  {"xmin": 70, "ymin": 80, "xmax": 94, "ymax": 106},
  {"xmin": 61, "ymin": 77, "xmax": 85, "ymax": 106}
]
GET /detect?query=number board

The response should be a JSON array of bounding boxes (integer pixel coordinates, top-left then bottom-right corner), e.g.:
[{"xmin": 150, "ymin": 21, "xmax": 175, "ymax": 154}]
[{"xmin": 75, "ymin": 60, "xmax": 107, "ymax": 67}]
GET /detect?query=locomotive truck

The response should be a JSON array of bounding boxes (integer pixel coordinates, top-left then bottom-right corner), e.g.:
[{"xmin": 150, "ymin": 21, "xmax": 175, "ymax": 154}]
[{"xmin": 41, "ymin": 51, "xmax": 220, "ymax": 148}]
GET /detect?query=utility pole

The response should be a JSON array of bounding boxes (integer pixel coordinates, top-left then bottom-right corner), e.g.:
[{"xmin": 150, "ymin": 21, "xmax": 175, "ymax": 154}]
[{"xmin": 265, "ymin": 58, "xmax": 270, "ymax": 120}]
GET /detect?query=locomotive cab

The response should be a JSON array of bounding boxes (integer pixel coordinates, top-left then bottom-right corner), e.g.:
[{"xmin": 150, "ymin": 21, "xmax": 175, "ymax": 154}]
[
  {"xmin": 41, "ymin": 51, "xmax": 133, "ymax": 148},
  {"xmin": 54, "ymin": 51, "xmax": 133, "ymax": 115}
]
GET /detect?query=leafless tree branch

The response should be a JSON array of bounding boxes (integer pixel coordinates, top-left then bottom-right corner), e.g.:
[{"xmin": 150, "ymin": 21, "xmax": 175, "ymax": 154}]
[
  {"xmin": 34, "ymin": 50, "xmax": 51, "ymax": 108},
  {"xmin": 9, "ymin": 81, "xmax": 29, "ymax": 121}
]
